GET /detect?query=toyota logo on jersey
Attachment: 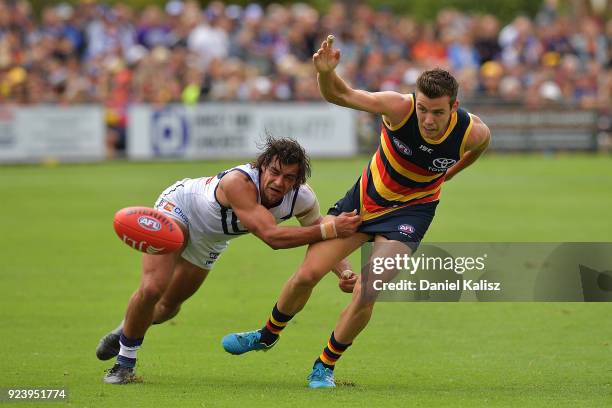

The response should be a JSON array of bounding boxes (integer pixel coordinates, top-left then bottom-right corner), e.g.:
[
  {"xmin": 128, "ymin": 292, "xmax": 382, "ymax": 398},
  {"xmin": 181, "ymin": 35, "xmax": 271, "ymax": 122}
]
[{"xmin": 432, "ymin": 158, "xmax": 456, "ymax": 170}]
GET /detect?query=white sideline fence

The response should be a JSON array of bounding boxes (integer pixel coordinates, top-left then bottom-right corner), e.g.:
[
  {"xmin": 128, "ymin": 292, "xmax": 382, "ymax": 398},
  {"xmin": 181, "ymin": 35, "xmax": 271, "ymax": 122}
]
[{"xmin": 0, "ymin": 103, "xmax": 601, "ymax": 164}]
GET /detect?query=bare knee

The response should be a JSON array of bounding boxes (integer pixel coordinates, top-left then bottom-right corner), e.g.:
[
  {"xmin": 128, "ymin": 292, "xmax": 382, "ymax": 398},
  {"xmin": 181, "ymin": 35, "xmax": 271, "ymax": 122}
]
[
  {"xmin": 292, "ymin": 264, "xmax": 328, "ymax": 289},
  {"xmin": 139, "ymin": 257, "xmax": 175, "ymax": 303},
  {"xmin": 139, "ymin": 281, "xmax": 166, "ymax": 304},
  {"xmin": 351, "ymin": 280, "xmax": 377, "ymax": 311}
]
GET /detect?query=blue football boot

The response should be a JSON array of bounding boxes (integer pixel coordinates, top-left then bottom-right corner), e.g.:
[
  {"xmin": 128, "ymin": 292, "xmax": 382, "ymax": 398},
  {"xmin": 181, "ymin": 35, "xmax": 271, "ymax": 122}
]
[
  {"xmin": 308, "ymin": 362, "xmax": 336, "ymax": 388},
  {"xmin": 221, "ymin": 330, "xmax": 277, "ymax": 355}
]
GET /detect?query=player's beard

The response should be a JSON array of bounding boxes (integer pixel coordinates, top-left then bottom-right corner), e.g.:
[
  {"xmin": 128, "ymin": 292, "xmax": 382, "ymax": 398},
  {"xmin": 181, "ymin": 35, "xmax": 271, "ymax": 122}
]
[{"xmin": 262, "ymin": 185, "xmax": 283, "ymax": 206}]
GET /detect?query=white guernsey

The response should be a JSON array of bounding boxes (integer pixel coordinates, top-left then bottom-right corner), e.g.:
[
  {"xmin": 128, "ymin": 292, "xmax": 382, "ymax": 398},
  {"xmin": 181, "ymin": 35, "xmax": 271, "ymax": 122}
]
[{"xmin": 154, "ymin": 163, "xmax": 320, "ymax": 269}]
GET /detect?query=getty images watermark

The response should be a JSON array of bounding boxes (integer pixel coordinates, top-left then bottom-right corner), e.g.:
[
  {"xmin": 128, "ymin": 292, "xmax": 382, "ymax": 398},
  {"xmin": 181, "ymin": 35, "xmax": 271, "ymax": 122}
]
[
  {"xmin": 359, "ymin": 243, "xmax": 612, "ymax": 302},
  {"xmin": 370, "ymin": 252, "xmax": 496, "ymax": 292}
]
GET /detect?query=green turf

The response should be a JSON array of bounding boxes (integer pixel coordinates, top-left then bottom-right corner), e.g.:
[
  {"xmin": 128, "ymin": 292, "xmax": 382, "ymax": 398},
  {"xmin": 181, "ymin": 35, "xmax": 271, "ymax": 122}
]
[{"xmin": 1, "ymin": 155, "xmax": 611, "ymax": 407}]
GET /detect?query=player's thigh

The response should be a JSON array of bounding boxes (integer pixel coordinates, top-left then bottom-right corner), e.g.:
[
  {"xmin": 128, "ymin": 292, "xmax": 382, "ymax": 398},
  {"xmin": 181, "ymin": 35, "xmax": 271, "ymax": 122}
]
[
  {"xmin": 359, "ymin": 235, "xmax": 414, "ymax": 302},
  {"xmin": 159, "ymin": 257, "xmax": 210, "ymax": 306},
  {"xmin": 299, "ymin": 231, "xmax": 370, "ymax": 279},
  {"xmin": 372, "ymin": 234, "xmax": 413, "ymax": 257},
  {"xmin": 372, "ymin": 234, "xmax": 413, "ymax": 282},
  {"xmin": 139, "ymin": 218, "xmax": 189, "ymax": 283}
]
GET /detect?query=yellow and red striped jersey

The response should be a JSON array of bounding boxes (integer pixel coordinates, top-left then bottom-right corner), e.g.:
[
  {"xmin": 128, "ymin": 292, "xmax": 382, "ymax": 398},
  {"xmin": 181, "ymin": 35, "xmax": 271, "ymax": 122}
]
[{"xmin": 360, "ymin": 94, "xmax": 473, "ymax": 221}]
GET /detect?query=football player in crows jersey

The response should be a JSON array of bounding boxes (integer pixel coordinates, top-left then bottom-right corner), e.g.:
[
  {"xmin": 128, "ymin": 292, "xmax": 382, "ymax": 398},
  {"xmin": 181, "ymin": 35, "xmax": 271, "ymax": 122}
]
[
  {"xmin": 97, "ymin": 136, "xmax": 361, "ymax": 384},
  {"xmin": 222, "ymin": 36, "xmax": 491, "ymax": 388}
]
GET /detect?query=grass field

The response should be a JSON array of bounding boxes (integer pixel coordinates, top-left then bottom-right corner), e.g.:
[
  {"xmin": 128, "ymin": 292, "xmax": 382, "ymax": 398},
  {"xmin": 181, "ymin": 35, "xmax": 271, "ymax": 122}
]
[{"xmin": 1, "ymin": 155, "xmax": 611, "ymax": 407}]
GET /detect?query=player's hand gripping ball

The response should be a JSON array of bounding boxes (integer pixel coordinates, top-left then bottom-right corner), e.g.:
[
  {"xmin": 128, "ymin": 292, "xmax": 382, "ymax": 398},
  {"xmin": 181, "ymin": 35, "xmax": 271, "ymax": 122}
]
[{"xmin": 113, "ymin": 207, "xmax": 184, "ymax": 254}]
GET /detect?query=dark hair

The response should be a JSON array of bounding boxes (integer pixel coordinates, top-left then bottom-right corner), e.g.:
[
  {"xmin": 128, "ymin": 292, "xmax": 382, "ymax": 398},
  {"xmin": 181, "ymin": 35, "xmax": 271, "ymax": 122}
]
[
  {"xmin": 252, "ymin": 134, "xmax": 311, "ymax": 186},
  {"xmin": 416, "ymin": 68, "xmax": 459, "ymax": 106}
]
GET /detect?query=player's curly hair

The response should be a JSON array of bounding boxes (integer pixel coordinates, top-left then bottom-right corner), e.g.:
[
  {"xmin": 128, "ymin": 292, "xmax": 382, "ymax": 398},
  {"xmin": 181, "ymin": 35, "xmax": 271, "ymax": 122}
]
[
  {"xmin": 252, "ymin": 133, "xmax": 311, "ymax": 186},
  {"xmin": 417, "ymin": 68, "xmax": 459, "ymax": 106}
]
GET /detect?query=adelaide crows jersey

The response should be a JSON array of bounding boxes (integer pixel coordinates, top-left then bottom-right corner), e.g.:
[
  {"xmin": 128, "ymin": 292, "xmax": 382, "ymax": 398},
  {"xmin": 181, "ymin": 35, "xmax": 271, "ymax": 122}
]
[{"xmin": 360, "ymin": 93, "xmax": 473, "ymax": 221}]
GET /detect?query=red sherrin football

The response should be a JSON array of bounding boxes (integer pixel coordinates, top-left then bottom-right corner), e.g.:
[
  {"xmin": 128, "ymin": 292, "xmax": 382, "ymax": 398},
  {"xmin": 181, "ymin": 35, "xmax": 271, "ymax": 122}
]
[{"xmin": 113, "ymin": 207, "xmax": 184, "ymax": 254}]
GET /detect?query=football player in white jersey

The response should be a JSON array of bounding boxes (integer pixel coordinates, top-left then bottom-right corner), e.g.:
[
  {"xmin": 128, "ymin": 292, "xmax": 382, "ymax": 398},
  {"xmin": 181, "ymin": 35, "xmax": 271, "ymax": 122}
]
[{"xmin": 98, "ymin": 136, "xmax": 361, "ymax": 384}]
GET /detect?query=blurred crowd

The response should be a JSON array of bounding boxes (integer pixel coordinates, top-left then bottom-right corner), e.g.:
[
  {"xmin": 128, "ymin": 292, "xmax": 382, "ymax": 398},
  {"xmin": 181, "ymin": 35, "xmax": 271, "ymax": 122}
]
[{"xmin": 0, "ymin": 0, "xmax": 610, "ymax": 151}]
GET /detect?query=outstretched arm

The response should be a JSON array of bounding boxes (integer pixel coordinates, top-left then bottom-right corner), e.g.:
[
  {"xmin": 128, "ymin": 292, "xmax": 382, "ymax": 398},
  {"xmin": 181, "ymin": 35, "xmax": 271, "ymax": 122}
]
[
  {"xmin": 296, "ymin": 201, "xmax": 357, "ymax": 293},
  {"xmin": 219, "ymin": 173, "xmax": 361, "ymax": 249},
  {"xmin": 314, "ymin": 35, "xmax": 412, "ymax": 127}
]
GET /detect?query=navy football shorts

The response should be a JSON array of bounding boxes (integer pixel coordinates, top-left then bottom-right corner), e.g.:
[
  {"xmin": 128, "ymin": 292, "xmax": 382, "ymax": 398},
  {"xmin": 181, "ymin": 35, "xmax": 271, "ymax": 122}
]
[{"xmin": 327, "ymin": 180, "xmax": 438, "ymax": 251}]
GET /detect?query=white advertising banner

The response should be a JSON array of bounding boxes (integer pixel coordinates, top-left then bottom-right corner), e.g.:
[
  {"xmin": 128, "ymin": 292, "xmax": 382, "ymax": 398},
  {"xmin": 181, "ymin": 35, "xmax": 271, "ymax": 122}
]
[
  {"xmin": 127, "ymin": 103, "xmax": 357, "ymax": 159},
  {"xmin": 0, "ymin": 106, "xmax": 105, "ymax": 163}
]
